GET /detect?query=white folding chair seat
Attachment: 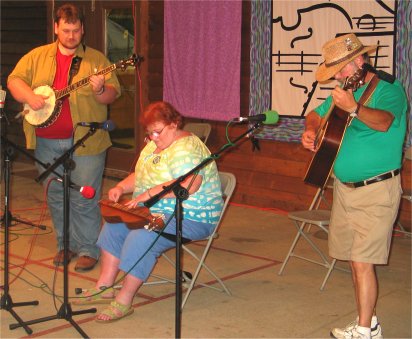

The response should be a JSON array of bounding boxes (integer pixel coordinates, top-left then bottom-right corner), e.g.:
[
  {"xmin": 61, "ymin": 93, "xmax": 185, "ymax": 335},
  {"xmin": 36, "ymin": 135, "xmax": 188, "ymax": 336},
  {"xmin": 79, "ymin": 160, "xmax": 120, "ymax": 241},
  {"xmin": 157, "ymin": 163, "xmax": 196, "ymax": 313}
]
[
  {"xmin": 183, "ymin": 123, "xmax": 212, "ymax": 143},
  {"xmin": 144, "ymin": 171, "xmax": 236, "ymax": 308}
]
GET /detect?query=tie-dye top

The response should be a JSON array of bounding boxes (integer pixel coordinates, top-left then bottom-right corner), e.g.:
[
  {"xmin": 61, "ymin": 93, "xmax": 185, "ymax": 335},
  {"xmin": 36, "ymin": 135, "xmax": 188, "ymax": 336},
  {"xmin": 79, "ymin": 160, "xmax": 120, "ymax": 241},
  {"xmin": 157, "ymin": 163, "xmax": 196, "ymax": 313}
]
[{"xmin": 133, "ymin": 134, "xmax": 223, "ymax": 225}]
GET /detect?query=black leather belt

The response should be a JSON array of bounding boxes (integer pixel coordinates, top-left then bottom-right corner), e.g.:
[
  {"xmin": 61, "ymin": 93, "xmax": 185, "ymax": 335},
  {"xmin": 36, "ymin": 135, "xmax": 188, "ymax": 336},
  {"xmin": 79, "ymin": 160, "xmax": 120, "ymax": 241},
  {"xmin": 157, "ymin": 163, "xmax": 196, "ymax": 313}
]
[{"xmin": 342, "ymin": 169, "xmax": 400, "ymax": 188}]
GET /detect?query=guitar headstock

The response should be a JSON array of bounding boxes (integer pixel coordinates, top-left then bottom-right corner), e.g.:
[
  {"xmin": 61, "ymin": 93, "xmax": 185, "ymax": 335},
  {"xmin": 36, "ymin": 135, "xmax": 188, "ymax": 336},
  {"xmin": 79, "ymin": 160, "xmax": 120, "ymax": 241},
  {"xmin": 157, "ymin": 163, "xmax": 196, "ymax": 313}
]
[
  {"xmin": 344, "ymin": 67, "xmax": 367, "ymax": 91},
  {"xmin": 116, "ymin": 54, "xmax": 144, "ymax": 70}
]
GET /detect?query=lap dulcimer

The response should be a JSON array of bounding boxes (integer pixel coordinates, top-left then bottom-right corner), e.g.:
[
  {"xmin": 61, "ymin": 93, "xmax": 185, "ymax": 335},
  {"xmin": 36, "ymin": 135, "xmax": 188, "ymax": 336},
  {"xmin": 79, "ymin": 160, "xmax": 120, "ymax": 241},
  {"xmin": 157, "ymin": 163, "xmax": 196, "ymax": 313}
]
[{"xmin": 99, "ymin": 199, "xmax": 164, "ymax": 231}]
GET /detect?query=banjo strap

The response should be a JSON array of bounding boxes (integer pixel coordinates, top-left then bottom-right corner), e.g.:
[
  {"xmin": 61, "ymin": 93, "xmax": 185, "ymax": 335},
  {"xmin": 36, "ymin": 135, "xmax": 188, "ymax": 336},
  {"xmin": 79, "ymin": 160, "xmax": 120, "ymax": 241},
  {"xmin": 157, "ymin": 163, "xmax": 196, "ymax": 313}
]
[{"xmin": 67, "ymin": 44, "xmax": 85, "ymax": 85}]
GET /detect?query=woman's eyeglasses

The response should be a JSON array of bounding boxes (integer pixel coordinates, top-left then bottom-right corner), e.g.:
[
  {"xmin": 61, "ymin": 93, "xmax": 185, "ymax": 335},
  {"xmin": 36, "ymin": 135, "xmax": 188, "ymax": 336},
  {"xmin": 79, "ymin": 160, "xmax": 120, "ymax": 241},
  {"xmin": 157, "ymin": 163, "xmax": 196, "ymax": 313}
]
[{"xmin": 146, "ymin": 125, "xmax": 167, "ymax": 139}]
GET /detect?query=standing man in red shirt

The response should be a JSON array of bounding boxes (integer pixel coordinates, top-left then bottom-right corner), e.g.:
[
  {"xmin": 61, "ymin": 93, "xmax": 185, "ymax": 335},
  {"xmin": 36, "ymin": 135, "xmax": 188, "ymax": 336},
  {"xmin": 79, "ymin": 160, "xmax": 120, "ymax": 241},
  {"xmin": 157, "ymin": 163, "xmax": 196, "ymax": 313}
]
[{"xmin": 8, "ymin": 3, "xmax": 121, "ymax": 272}]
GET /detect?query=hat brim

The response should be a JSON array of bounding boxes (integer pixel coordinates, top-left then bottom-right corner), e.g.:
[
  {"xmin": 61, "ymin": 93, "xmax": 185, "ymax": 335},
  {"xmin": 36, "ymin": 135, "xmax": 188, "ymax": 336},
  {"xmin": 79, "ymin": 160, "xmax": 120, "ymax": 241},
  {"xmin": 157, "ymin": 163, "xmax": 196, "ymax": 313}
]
[{"xmin": 315, "ymin": 45, "xmax": 377, "ymax": 82}]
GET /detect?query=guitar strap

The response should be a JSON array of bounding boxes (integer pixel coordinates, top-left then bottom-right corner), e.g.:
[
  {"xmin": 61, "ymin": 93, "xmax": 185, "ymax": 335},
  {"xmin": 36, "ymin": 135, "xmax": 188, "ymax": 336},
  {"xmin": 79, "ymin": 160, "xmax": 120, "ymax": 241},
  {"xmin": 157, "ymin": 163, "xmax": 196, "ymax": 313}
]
[
  {"xmin": 348, "ymin": 74, "xmax": 379, "ymax": 126},
  {"xmin": 357, "ymin": 74, "xmax": 379, "ymax": 109}
]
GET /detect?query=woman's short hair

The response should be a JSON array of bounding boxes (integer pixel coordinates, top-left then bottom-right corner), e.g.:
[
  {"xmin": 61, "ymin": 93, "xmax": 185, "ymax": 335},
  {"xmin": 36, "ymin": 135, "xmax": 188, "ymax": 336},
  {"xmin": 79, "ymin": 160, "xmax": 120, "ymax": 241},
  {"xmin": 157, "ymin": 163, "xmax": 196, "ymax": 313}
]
[{"xmin": 140, "ymin": 101, "xmax": 183, "ymax": 129}]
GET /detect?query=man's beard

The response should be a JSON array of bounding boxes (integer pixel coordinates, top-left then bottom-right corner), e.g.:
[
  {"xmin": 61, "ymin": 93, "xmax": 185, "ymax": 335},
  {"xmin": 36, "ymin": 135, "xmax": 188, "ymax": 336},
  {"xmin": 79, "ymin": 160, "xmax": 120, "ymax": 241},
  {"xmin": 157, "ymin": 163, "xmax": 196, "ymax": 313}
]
[{"xmin": 59, "ymin": 40, "xmax": 80, "ymax": 50}]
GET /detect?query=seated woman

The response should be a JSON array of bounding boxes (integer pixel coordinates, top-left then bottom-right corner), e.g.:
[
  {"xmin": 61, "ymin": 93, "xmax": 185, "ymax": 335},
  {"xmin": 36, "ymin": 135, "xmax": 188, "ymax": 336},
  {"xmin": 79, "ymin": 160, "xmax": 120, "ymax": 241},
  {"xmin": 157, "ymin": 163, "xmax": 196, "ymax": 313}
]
[{"xmin": 75, "ymin": 101, "xmax": 223, "ymax": 323}]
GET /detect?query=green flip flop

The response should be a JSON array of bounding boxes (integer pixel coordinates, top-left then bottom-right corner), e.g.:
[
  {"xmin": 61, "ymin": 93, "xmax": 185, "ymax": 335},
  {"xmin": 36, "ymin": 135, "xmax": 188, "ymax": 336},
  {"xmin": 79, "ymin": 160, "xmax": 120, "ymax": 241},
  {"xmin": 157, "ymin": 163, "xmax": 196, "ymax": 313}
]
[
  {"xmin": 73, "ymin": 286, "xmax": 115, "ymax": 305},
  {"xmin": 95, "ymin": 301, "xmax": 134, "ymax": 323}
]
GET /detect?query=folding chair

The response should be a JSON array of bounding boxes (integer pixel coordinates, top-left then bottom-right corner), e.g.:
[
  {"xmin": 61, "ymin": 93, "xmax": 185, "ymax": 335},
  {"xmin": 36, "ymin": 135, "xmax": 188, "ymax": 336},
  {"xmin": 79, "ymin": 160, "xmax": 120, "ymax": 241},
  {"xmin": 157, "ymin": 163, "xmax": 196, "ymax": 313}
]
[
  {"xmin": 278, "ymin": 176, "xmax": 349, "ymax": 290},
  {"xmin": 395, "ymin": 145, "xmax": 412, "ymax": 237},
  {"xmin": 183, "ymin": 123, "xmax": 212, "ymax": 143},
  {"xmin": 145, "ymin": 171, "xmax": 236, "ymax": 308}
]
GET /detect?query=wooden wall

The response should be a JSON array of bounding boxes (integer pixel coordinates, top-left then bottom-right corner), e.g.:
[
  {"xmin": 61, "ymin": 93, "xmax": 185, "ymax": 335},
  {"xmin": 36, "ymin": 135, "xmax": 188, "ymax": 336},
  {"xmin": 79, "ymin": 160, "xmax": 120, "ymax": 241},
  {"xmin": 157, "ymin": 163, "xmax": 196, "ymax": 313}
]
[
  {"xmin": 207, "ymin": 122, "xmax": 411, "ymax": 230},
  {"xmin": 0, "ymin": 1, "xmax": 48, "ymax": 139}
]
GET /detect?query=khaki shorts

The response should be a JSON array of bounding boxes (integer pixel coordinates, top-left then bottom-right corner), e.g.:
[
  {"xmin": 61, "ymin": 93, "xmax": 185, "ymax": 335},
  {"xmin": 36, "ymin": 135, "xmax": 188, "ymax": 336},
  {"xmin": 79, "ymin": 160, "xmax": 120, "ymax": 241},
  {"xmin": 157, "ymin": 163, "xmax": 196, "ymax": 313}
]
[{"xmin": 329, "ymin": 175, "xmax": 402, "ymax": 264}]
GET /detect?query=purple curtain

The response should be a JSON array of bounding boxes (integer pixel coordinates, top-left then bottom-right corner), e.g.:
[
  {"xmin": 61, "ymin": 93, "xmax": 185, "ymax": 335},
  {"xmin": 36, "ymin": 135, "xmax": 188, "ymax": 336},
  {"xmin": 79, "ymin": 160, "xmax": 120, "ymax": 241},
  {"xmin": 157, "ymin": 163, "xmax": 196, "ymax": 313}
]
[{"xmin": 163, "ymin": 1, "xmax": 242, "ymax": 121}]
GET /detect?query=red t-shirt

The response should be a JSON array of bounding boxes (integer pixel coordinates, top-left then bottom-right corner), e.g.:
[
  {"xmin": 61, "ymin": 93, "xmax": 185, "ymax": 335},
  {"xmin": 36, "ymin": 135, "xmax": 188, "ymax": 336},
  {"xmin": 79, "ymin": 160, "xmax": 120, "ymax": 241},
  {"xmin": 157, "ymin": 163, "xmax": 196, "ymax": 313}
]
[{"xmin": 36, "ymin": 48, "xmax": 74, "ymax": 138}]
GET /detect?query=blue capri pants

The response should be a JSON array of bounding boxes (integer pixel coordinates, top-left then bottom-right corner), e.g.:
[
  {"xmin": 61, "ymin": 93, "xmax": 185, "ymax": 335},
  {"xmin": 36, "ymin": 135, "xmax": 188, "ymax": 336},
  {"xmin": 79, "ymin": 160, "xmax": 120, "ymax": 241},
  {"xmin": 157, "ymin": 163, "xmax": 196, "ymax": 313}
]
[{"xmin": 96, "ymin": 214, "xmax": 215, "ymax": 281}]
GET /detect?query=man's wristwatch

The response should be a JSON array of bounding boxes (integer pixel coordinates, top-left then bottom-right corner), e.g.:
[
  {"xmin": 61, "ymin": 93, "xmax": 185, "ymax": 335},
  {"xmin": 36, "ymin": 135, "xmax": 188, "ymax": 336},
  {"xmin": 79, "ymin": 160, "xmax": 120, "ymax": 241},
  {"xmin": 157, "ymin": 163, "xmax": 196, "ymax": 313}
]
[{"xmin": 350, "ymin": 103, "xmax": 361, "ymax": 118}]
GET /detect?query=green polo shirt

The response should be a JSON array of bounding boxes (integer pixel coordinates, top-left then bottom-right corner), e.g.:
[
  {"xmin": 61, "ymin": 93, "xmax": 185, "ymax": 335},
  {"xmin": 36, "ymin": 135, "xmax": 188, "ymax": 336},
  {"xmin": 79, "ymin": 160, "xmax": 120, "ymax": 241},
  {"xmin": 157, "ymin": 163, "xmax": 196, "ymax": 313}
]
[
  {"xmin": 8, "ymin": 41, "xmax": 121, "ymax": 155},
  {"xmin": 314, "ymin": 78, "xmax": 407, "ymax": 182}
]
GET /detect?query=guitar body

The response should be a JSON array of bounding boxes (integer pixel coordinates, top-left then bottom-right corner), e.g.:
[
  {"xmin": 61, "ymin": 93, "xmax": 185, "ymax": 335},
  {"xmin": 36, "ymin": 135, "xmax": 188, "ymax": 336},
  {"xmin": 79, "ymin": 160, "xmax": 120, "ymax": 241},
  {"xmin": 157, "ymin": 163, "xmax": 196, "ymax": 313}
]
[
  {"xmin": 304, "ymin": 107, "xmax": 351, "ymax": 187},
  {"xmin": 303, "ymin": 68, "xmax": 368, "ymax": 188}
]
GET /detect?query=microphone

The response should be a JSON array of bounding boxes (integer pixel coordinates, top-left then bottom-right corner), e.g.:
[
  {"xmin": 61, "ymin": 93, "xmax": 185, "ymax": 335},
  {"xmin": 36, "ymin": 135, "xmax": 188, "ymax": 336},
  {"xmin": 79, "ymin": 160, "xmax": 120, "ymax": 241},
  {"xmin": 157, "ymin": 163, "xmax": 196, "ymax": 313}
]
[
  {"xmin": 77, "ymin": 120, "xmax": 116, "ymax": 131},
  {"xmin": 0, "ymin": 86, "xmax": 10, "ymax": 125},
  {"xmin": 363, "ymin": 63, "xmax": 395, "ymax": 84},
  {"xmin": 0, "ymin": 86, "xmax": 6, "ymax": 109},
  {"xmin": 56, "ymin": 178, "xmax": 96, "ymax": 199},
  {"xmin": 233, "ymin": 110, "xmax": 279, "ymax": 125}
]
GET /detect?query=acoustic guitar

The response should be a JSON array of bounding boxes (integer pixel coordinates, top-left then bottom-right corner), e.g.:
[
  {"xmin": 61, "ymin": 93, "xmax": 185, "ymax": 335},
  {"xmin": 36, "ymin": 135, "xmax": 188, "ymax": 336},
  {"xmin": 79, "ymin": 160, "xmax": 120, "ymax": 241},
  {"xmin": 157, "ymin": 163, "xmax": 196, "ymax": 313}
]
[
  {"xmin": 22, "ymin": 55, "xmax": 139, "ymax": 128},
  {"xmin": 303, "ymin": 68, "xmax": 366, "ymax": 188}
]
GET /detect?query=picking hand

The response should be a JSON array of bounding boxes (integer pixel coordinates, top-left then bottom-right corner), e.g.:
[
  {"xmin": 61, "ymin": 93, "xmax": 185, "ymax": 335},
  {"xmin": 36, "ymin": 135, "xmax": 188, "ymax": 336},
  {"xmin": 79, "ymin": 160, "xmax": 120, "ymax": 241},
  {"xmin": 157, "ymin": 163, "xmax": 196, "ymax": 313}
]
[
  {"xmin": 27, "ymin": 93, "xmax": 49, "ymax": 111},
  {"xmin": 302, "ymin": 130, "xmax": 317, "ymax": 152}
]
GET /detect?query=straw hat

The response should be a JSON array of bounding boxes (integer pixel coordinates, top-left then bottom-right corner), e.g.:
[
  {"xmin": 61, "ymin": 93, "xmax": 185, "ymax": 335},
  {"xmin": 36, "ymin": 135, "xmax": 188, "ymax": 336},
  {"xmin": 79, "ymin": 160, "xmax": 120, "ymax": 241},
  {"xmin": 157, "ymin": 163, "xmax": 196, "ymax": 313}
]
[{"xmin": 315, "ymin": 33, "xmax": 377, "ymax": 82}]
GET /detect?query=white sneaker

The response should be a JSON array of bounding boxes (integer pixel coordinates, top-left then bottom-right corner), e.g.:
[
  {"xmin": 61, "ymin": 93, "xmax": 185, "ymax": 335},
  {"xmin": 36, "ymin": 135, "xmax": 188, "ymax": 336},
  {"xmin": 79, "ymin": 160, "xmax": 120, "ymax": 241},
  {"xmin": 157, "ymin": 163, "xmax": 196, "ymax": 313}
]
[
  {"xmin": 345, "ymin": 326, "xmax": 371, "ymax": 339},
  {"xmin": 331, "ymin": 318, "xmax": 383, "ymax": 339}
]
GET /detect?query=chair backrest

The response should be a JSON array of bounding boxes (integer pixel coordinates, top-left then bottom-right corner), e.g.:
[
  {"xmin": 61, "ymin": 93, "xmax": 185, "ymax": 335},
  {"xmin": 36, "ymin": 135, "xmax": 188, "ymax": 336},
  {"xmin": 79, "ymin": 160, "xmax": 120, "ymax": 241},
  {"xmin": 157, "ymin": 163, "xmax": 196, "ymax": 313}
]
[
  {"xmin": 308, "ymin": 175, "xmax": 334, "ymax": 211},
  {"xmin": 183, "ymin": 123, "xmax": 212, "ymax": 143},
  {"xmin": 404, "ymin": 145, "xmax": 412, "ymax": 161},
  {"xmin": 217, "ymin": 171, "xmax": 236, "ymax": 223}
]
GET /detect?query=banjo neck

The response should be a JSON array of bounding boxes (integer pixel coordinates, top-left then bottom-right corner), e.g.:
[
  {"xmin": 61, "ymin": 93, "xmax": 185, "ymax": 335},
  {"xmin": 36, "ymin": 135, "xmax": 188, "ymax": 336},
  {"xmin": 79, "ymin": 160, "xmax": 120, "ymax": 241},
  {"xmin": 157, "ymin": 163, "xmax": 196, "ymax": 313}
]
[{"xmin": 55, "ymin": 63, "xmax": 117, "ymax": 100}]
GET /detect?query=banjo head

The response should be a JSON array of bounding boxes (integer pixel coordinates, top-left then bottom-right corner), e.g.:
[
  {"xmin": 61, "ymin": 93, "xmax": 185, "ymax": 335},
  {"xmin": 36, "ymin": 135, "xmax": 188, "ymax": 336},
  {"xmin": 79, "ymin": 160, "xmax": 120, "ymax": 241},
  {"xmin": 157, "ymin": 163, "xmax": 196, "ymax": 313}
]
[{"xmin": 23, "ymin": 85, "xmax": 57, "ymax": 127}]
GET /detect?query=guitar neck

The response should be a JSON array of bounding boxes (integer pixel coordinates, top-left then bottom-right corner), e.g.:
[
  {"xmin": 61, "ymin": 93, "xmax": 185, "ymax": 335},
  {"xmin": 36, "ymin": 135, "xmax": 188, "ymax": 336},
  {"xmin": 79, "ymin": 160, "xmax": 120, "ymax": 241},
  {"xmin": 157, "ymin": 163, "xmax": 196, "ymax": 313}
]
[
  {"xmin": 315, "ymin": 77, "xmax": 352, "ymax": 140},
  {"xmin": 55, "ymin": 64, "xmax": 117, "ymax": 99}
]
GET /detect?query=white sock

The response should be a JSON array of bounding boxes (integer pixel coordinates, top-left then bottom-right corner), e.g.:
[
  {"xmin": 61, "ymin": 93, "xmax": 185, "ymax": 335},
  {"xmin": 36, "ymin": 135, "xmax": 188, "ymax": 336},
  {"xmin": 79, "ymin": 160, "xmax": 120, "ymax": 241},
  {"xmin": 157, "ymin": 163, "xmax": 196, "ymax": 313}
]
[
  {"xmin": 356, "ymin": 315, "xmax": 378, "ymax": 327},
  {"xmin": 371, "ymin": 315, "xmax": 378, "ymax": 328},
  {"xmin": 356, "ymin": 325, "xmax": 372, "ymax": 337}
]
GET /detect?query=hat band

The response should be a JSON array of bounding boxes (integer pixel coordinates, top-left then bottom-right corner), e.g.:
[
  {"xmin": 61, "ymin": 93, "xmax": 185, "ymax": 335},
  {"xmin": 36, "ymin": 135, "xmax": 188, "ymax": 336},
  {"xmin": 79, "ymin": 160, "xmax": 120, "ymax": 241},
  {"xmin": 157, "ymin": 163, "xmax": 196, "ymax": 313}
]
[{"xmin": 325, "ymin": 45, "xmax": 364, "ymax": 67}]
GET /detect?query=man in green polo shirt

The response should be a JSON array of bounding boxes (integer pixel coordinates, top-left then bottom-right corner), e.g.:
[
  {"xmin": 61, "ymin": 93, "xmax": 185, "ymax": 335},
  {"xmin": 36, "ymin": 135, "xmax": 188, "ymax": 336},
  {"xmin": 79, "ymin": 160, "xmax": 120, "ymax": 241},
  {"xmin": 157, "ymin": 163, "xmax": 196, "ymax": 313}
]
[{"xmin": 302, "ymin": 34, "xmax": 407, "ymax": 339}]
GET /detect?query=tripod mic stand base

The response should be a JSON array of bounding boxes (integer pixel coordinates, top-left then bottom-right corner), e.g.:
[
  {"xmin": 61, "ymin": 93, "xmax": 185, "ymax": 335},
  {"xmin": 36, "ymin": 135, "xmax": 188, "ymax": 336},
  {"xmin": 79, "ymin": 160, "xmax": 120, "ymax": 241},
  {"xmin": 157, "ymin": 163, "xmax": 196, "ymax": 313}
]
[
  {"xmin": 0, "ymin": 293, "xmax": 39, "ymax": 335},
  {"xmin": 0, "ymin": 210, "xmax": 47, "ymax": 230},
  {"xmin": 9, "ymin": 303, "xmax": 97, "ymax": 338}
]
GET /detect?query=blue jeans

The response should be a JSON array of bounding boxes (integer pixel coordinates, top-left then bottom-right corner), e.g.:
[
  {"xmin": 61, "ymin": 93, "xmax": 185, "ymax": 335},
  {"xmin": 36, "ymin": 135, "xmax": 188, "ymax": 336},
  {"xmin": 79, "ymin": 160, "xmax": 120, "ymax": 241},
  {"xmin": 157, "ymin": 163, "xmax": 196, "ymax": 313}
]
[
  {"xmin": 35, "ymin": 137, "xmax": 106, "ymax": 259},
  {"xmin": 97, "ymin": 214, "xmax": 215, "ymax": 280}
]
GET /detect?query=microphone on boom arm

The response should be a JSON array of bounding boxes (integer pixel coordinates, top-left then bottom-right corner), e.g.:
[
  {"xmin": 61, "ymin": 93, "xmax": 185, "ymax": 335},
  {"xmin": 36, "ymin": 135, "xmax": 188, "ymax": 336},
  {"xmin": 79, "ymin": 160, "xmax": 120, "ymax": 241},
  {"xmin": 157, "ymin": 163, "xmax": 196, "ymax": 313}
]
[
  {"xmin": 362, "ymin": 63, "xmax": 395, "ymax": 84},
  {"xmin": 233, "ymin": 110, "xmax": 279, "ymax": 125},
  {"xmin": 56, "ymin": 178, "xmax": 96, "ymax": 199},
  {"xmin": 0, "ymin": 86, "xmax": 6, "ymax": 110},
  {"xmin": 77, "ymin": 120, "xmax": 116, "ymax": 131},
  {"xmin": 0, "ymin": 86, "xmax": 10, "ymax": 125},
  {"xmin": 232, "ymin": 110, "xmax": 279, "ymax": 152}
]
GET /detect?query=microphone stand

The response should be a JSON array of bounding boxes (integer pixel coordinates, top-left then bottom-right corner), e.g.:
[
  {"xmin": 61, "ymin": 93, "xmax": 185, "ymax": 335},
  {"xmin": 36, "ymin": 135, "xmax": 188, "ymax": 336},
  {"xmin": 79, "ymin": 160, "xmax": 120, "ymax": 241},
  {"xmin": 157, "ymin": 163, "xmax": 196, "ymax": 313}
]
[
  {"xmin": 9, "ymin": 127, "xmax": 99, "ymax": 338},
  {"xmin": 0, "ymin": 129, "xmax": 45, "ymax": 230},
  {"xmin": 0, "ymin": 141, "xmax": 39, "ymax": 335},
  {"xmin": 144, "ymin": 122, "xmax": 262, "ymax": 338},
  {"xmin": 0, "ymin": 136, "xmax": 59, "ymax": 230},
  {"xmin": 0, "ymin": 102, "xmax": 39, "ymax": 335}
]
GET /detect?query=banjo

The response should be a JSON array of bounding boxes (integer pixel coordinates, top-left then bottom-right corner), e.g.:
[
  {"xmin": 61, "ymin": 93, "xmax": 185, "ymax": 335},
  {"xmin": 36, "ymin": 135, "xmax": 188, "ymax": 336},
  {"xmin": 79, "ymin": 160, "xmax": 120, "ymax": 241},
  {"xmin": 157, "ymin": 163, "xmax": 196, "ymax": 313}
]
[{"xmin": 22, "ymin": 55, "xmax": 139, "ymax": 128}]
